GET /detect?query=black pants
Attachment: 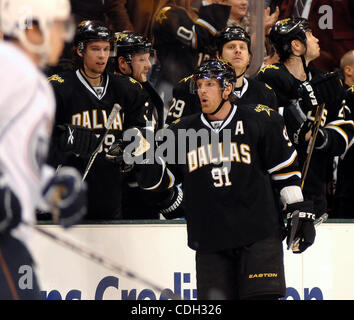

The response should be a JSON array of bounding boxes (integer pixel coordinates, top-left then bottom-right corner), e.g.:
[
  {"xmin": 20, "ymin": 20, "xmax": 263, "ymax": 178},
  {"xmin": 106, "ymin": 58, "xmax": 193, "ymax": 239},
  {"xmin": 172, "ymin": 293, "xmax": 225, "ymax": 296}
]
[
  {"xmin": 0, "ymin": 234, "xmax": 42, "ymax": 300},
  {"xmin": 196, "ymin": 232, "xmax": 286, "ymax": 300}
]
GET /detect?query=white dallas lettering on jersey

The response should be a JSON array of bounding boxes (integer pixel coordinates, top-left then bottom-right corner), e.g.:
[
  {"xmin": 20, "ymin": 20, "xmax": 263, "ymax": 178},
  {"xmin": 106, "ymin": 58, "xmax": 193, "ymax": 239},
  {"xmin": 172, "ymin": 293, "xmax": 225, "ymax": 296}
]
[
  {"xmin": 71, "ymin": 109, "xmax": 123, "ymax": 130},
  {"xmin": 187, "ymin": 142, "xmax": 251, "ymax": 172}
]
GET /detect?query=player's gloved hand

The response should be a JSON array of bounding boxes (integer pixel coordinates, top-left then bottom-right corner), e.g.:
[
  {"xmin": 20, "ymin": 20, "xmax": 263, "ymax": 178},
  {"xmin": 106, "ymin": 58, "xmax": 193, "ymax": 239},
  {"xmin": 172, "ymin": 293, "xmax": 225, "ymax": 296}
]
[
  {"xmin": 155, "ymin": 185, "xmax": 185, "ymax": 219},
  {"xmin": 310, "ymin": 71, "xmax": 344, "ymax": 107},
  {"xmin": 293, "ymin": 119, "xmax": 328, "ymax": 149},
  {"xmin": 106, "ymin": 140, "xmax": 134, "ymax": 173},
  {"xmin": 121, "ymin": 127, "xmax": 154, "ymax": 165},
  {"xmin": 285, "ymin": 200, "xmax": 316, "ymax": 253},
  {"xmin": 55, "ymin": 124, "xmax": 99, "ymax": 157},
  {"xmin": 42, "ymin": 167, "xmax": 87, "ymax": 228},
  {"xmin": 0, "ymin": 176, "xmax": 21, "ymax": 234}
]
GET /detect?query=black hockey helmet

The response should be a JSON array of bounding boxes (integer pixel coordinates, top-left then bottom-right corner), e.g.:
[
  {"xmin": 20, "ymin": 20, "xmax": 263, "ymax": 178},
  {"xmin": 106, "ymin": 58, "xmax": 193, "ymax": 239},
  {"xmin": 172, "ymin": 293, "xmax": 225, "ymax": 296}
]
[
  {"xmin": 74, "ymin": 20, "xmax": 112, "ymax": 53},
  {"xmin": 191, "ymin": 59, "xmax": 236, "ymax": 93},
  {"xmin": 215, "ymin": 26, "xmax": 251, "ymax": 55},
  {"xmin": 113, "ymin": 31, "xmax": 153, "ymax": 64},
  {"xmin": 269, "ymin": 18, "xmax": 311, "ymax": 62}
]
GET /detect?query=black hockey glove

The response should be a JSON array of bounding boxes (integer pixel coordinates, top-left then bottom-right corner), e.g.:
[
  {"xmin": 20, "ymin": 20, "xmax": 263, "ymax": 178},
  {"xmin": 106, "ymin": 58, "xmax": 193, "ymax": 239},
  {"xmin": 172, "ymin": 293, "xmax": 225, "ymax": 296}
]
[
  {"xmin": 155, "ymin": 185, "xmax": 185, "ymax": 219},
  {"xmin": 55, "ymin": 124, "xmax": 99, "ymax": 157},
  {"xmin": 0, "ymin": 179, "xmax": 21, "ymax": 235},
  {"xmin": 310, "ymin": 71, "xmax": 344, "ymax": 107},
  {"xmin": 106, "ymin": 140, "xmax": 134, "ymax": 173},
  {"xmin": 285, "ymin": 200, "xmax": 316, "ymax": 253},
  {"xmin": 42, "ymin": 167, "xmax": 87, "ymax": 228}
]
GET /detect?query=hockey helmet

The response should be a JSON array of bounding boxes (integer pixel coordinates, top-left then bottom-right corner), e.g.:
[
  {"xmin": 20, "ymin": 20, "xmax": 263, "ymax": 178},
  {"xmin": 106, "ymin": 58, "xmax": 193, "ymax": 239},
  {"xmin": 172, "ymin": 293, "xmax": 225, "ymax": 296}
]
[
  {"xmin": 269, "ymin": 18, "xmax": 311, "ymax": 62},
  {"xmin": 0, "ymin": 0, "xmax": 73, "ymax": 65},
  {"xmin": 113, "ymin": 31, "xmax": 153, "ymax": 63},
  {"xmin": 74, "ymin": 20, "xmax": 112, "ymax": 53},
  {"xmin": 215, "ymin": 26, "xmax": 251, "ymax": 55},
  {"xmin": 191, "ymin": 59, "xmax": 236, "ymax": 93}
]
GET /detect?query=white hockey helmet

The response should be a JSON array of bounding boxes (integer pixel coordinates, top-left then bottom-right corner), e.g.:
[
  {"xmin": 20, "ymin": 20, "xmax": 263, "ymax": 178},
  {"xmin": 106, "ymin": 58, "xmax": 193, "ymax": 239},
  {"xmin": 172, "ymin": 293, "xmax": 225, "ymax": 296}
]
[{"xmin": 0, "ymin": 0, "xmax": 73, "ymax": 65}]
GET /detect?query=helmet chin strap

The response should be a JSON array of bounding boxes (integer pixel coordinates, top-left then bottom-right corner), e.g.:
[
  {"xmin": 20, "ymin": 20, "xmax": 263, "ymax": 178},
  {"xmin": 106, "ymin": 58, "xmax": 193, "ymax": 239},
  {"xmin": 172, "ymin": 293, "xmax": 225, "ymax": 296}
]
[{"xmin": 205, "ymin": 97, "xmax": 227, "ymax": 116}]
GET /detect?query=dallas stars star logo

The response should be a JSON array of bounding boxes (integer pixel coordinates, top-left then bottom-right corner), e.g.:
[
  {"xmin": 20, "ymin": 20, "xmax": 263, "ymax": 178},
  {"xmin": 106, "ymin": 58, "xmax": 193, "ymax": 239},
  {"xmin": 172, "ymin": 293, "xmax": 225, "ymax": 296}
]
[
  {"xmin": 255, "ymin": 104, "xmax": 273, "ymax": 116},
  {"xmin": 156, "ymin": 7, "xmax": 171, "ymax": 24}
]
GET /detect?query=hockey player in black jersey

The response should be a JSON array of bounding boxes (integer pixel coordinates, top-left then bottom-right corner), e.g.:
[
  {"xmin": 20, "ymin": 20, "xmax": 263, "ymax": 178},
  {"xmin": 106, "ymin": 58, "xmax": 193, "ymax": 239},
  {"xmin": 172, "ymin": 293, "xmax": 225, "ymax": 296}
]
[
  {"xmin": 110, "ymin": 31, "xmax": 169, "ymax": 219},
  {"xmin": 48, "ymin": 20, "xmax": 150, "ymax": 220},
  {"xmin": 256, "ymin": 18, "xmax": 354, "ymax": 219},
  {"xmin": 165, "ymin": 26, "xmax": 278, "ymax": 125},
  {"xmin": 124, "ymin": 59, "xmax": 316, "ymax": 299},
  {"xmin": 333, "ymin": 86, "xmax": 354, "ymax": 217},
  {"xmin": 151, "ymin": 3, "xmax": 231, "ymax": 106}
]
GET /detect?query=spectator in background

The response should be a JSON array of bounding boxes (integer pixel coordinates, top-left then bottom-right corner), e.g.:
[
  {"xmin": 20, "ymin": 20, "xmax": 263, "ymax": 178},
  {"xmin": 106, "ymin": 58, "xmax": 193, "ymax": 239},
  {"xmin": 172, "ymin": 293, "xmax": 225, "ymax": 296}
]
[
  {"xmin": 340, "ymin": 50, "xmax": 354, "ymax": 88},
  {"xmin": 278, "ymin": 0, "xmax": 354, "ymax": 72}
]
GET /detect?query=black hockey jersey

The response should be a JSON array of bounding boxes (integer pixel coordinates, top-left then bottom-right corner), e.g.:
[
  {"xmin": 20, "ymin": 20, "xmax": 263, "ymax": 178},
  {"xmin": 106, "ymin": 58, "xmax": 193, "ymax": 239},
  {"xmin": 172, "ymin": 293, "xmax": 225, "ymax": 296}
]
[
  {"xmin": 139, "ymin": 104, "xmax": 302, "ymax": 252},
  {"xmin": 152, "ymin": 4, "xmax": 230, "ymax": 87},
  {"xmin": 333, "ymin": 85, "xmax": 354, "ymax": 217},
  {"xmin": 165, "ymin": 75, "xmax": 278, "ymax": 125},
  {"xmin": 256, "ymin": 63, "xmax": 354, "ymax": 216},
  {"xmin": 48, "ymin": 70, "xmax": 149, "ymax": 220}
]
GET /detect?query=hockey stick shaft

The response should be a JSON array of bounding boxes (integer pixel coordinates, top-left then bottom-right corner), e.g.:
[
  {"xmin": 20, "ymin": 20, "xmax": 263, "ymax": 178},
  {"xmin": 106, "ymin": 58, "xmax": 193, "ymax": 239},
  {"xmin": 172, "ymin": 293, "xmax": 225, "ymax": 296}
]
[
  {"xmin": 22, "ymin": 221, "xmax": 182, "ymax": 300},
  {"xmin": 82, "ymin": 104, "xmax": 121, "ymax": 181},
  {"xmin": 301, "ymin": 103, "xmax": 325, "ymax": 190}
]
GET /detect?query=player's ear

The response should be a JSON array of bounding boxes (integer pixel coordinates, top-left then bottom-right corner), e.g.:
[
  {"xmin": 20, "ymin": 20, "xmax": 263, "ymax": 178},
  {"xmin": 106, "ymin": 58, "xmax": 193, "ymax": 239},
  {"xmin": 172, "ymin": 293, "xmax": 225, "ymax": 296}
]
[{"xmin": 77, "ymin": 47, "xmax": 83, "ymax": 57}]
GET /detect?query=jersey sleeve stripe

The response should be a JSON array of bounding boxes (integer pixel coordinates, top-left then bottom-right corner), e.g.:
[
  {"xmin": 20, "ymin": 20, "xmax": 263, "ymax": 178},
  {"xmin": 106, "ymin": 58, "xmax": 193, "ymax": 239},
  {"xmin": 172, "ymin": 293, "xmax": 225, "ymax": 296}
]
[
  {"xmin": 271, "ymin": 171, "xmax": 301, "ymax": 181},
  {"xmin": 267, "ymin": 150, "xmax": 298, "ymax": 174},
  {"xmin": 195, "ymin": 18, "xmax": 217, "ymax": 36},
  {"xmin": 325, "ymin": 125, "xmax": 349, "ymax": 148}
]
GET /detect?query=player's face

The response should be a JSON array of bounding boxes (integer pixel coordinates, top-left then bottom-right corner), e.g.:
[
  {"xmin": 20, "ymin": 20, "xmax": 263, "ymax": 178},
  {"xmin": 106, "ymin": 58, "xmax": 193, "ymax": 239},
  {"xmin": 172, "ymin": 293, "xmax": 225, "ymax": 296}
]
[
  {"xmin": 83, "ymin": 41, "xmax": 110, "ymax": 75},
  {"xmin": 197, "ymin": 78, "xmax": 224, "ymax": 114},
  {"xmin": 221, "ymin": 40, "xmax": 250, "ymax": 72},
  {"xmin": 305, "ymin": 30, "xmax": 320, "ymax": 61},
  {"xmin": 47, "ymin": 20, "xmax": 68, "ymax": 66},
  {"xmin": 131, "ymin": 52, "xmax": 152, "ymax": 82}
]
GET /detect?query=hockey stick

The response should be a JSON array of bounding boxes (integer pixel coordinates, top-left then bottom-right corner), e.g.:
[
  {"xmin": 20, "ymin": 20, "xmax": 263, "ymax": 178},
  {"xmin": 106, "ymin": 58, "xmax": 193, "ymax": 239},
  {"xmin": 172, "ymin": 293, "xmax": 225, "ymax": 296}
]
[
  {"xmin": 22, "ymin": 221, "xmax": 182, "ymax": 300},
  {"xmin": 82, "ymin": 103, "xmax": 121, "ymax": 181},
  {"xmin": 301, "ymin": 103, "xmax": 326, "ymax": 189}
]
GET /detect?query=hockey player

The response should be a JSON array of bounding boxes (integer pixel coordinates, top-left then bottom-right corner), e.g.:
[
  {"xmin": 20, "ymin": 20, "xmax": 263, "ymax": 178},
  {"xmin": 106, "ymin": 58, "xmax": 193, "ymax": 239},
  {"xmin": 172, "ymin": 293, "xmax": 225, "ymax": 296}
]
[
  {"xmin": 109, "ymin": 31, "xmax": 170, "ymax": 219},
  {"xmin": 165, "ymin": 26, "xmax": 278, "ymax": 125},
  {"xmin": 48, "ymin": 20, "xmax": 149, "ymax": 220},
  {"xmin": 151, "ymin": 2, "xmax": 231, "ymax": 106},
  {"xmin": 0, "ymin": 0, "xmax": 87, "ymax": 299},
  {"xmin": 256, "ymin": 18, "xmax": 354, "ymax": 218},
  {"xmin": 126, "ymin": 59, "xmax": 316, "ymax": 299}
]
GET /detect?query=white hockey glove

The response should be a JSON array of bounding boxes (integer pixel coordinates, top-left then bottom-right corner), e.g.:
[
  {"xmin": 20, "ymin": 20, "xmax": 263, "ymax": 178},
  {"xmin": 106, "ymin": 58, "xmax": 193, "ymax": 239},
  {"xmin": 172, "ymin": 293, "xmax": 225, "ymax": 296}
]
[{"xmin": 42, "ymin": 167, "xmax": 87, "ymax": 228}]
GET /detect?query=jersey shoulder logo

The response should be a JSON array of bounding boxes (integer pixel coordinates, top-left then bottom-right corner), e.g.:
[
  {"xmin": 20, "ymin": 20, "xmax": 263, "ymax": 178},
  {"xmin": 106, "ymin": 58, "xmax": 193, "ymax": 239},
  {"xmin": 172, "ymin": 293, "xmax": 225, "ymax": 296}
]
[
  {"xmin": 257, "ymin": 64, "xmax": 279, "ymax": 75},
  {"xmin": 48, "ymin": 74, "xmax": 64, "ymax": 83},
  {"xmin": 179, "ymin": 75, "xmax": 193, "ymax": 83},
  {"xmin": 156, "ymin": 6, "xmax": 171, "ymax": 24},
  {"xmin": 129, "ymin": 77, "xmax": 142, "ymax": 89},
  {"xmin": 265, "ymin": 83, "xmax": 273, "ymax": 91},
  {"xmin": 347, "ymin": 85, "xmax": 354, "ymax": 93},
  {"xmin": 255, "ymin": 104, "xmax": 273, "ymax": 117}
]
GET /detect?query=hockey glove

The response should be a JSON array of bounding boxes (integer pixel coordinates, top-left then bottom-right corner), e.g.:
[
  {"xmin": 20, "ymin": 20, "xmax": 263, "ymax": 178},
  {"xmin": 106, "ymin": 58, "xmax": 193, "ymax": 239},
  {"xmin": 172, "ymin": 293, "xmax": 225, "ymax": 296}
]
[
  {"xmin": 310, "ymin": 71, "xmax": 344, "ymax": 107},
  {"xmin": 0, "ymin": 179, "xmax": 21, "ymax": 235},
  {"xmin": 155, "ymin": 185, "xmax": 185, "ymax": 219},
  {"xmin": 285, "ymin": 200, "xmax": 316, "ymax": 253},
  {"xmin": 42, "ymin": 167, "xmax": 87, "ymax": 228},
  {"xmin": 106, "ymin": 140, "xmax": 134, "ymax": 173},
  {"xmin": 56, "ymin": 124, "xmax": 99, "ymax": 157}
]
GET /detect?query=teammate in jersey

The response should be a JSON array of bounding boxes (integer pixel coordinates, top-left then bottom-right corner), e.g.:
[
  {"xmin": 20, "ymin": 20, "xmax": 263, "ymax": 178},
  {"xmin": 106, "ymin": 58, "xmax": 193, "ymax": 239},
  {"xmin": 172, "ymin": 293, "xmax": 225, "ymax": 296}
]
[
  {"xmin": 48, "ymin": 20, "xmax": 149, "ymax": 220},
  {"xmin": 256, "ymin": 18, "xmax": 354, "ymax": 218},
  {"xmin": 151, "ymin": 2, "xmax": 231, "ymax": 106},
  {"xmin": 165, "ymin": 26, "xmax": 278, "ymax": 125},
  {"xmin": 126, "ymin": 59, "xmax": 316, "ymax": 299},
  {"xmin": 0, "ymin": 0, "xmax": 87, "ymax": 299}
]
